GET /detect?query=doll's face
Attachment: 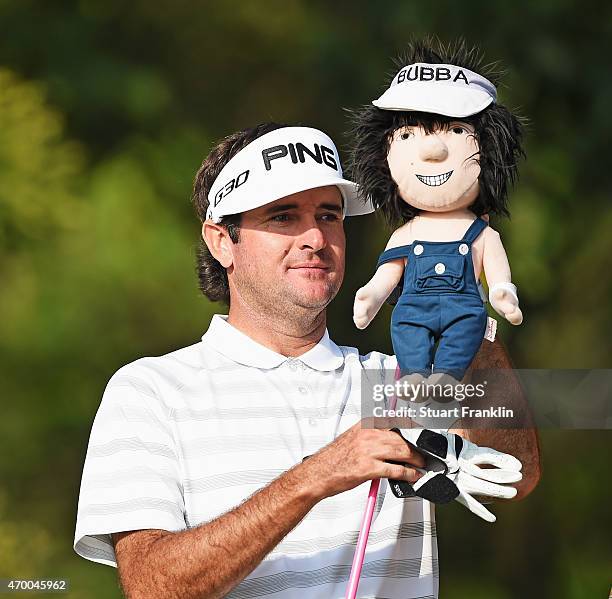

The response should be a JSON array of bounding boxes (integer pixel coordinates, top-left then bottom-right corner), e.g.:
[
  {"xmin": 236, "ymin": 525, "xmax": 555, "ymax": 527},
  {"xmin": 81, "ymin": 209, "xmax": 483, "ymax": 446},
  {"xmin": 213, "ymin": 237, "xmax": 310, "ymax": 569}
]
[{"xmin": 387, "ymin": 121, "xmax": 480, "ymax": 212}]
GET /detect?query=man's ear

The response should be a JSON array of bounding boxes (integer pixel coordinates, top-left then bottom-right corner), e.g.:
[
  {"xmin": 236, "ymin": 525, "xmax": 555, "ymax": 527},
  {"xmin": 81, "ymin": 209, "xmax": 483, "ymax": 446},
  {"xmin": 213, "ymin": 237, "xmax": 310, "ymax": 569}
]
[{"xmin": 202, "ymin": 221, "xmax": 234, "ymax": 268}]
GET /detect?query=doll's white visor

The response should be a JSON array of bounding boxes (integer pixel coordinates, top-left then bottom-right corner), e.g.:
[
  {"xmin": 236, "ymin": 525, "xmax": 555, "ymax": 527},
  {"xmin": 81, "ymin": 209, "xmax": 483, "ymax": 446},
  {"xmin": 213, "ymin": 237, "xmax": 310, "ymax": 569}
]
[
  {"xmin": 206, "ymin": 126, "xmax": 373, "ymax": 222},
  {"xmin": 373, "ymin": 63, "xmax": 497, "ymax": 118}
]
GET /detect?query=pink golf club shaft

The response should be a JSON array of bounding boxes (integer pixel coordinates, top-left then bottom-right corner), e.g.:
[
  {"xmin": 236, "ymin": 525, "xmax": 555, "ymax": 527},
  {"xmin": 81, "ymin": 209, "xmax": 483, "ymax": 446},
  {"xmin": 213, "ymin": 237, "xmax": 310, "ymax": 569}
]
[
  {"xmin": 345, "ymin": 386, "xmax": 399, "ymax": 599},
  {"xmin": 344, "ymin": 478, "xmax": 380, "ymax": 598}
]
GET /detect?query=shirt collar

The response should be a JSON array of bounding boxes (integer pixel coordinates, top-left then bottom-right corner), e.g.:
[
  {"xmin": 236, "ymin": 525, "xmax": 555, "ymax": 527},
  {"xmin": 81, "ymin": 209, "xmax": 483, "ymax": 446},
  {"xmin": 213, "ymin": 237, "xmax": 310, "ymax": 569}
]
[{"xmin": 202, "ymin": 314, "xmax": 345, "ymax": 372}]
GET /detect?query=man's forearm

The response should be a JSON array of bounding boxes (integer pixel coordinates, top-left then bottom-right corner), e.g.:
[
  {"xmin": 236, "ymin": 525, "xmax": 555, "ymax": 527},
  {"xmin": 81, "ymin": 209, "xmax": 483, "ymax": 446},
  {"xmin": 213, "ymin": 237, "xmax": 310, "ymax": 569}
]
[
  {"xmin": 115, "ymin": 463, "xmax": 320, "ymax": 599},
  {"xmin": 450, "ymin": 337, "xmax": 542, "ymax": 499}
]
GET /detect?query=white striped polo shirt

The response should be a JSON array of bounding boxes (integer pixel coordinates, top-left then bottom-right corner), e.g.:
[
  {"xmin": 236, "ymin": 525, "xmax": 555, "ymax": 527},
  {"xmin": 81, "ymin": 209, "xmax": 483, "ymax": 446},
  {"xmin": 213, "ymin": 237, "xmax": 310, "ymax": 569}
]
[{"xmin": 74, "ymin": 314, "xmax": 438, "ymax": 599}]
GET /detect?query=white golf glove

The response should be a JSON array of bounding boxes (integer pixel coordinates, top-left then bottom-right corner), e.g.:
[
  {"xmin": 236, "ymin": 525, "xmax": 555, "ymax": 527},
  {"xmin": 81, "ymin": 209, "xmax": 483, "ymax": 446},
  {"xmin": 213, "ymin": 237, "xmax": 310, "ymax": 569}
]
[{"xmin": 388, "ymin": 428, "xmax": 523, "ymax": 522}]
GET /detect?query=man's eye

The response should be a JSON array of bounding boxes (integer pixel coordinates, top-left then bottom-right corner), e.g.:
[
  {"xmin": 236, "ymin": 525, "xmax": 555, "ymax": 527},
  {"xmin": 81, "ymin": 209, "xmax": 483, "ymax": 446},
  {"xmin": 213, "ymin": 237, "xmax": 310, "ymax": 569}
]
[
  {"xmin": 320, "ymin": 213, "xmax": 340, "ymax": 222},
  {"xmin": 451, "ymin": 126, "xmax": 467, "ymax": 134},
  {"xmin": 271, "ymin": 214, "xmax": 291, "ymax": 222},
  {"xmin": 400, "ymin": 130, "xmax": 412, "ymax": 140}
]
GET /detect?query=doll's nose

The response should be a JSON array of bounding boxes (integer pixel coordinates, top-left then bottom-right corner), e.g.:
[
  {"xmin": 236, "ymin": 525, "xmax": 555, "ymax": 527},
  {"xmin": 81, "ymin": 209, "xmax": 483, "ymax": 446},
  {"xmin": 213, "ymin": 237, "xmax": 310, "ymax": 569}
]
[{"xmin": 419, "ymin": 134, "xmax": 449, "ymax": 162}]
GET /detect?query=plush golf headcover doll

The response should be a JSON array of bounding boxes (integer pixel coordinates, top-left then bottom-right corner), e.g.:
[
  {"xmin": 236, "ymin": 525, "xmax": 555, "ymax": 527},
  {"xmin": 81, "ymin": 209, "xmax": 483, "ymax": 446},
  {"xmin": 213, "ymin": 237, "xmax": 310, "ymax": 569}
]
[{"xmin": 351, "ymin": 41, "xmax": 525, "ymax": 383}]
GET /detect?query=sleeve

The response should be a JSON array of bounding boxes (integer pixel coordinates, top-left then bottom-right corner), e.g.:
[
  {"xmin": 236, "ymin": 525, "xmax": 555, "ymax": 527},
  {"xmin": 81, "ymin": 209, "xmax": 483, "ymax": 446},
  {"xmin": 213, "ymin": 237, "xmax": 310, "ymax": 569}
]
[{"xmin": 73, "ymin": 363, "xmax": 186, "ymax": 568}]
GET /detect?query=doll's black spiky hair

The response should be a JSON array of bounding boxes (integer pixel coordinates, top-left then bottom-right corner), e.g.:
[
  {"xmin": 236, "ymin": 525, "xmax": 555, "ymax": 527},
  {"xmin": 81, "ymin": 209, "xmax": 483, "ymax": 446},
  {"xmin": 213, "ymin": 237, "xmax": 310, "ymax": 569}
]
[{"xmin": 349, "ymin": 38, "xmax": 525, "ymax": 228}]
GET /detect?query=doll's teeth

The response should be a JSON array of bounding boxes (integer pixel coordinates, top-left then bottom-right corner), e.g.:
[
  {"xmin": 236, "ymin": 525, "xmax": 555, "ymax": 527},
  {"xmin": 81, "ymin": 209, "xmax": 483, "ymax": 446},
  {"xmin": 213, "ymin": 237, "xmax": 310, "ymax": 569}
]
[{"xmin": 416, "ymin": 170, "xmax": 453, "ymax": 186}]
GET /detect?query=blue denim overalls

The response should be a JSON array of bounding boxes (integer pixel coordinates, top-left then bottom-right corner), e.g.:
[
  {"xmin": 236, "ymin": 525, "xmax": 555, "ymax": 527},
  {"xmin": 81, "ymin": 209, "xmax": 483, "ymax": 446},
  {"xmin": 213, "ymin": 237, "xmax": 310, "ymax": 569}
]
[{"xmin": 377, "ymin": 217, "xmax": 488, "ymax": 379}]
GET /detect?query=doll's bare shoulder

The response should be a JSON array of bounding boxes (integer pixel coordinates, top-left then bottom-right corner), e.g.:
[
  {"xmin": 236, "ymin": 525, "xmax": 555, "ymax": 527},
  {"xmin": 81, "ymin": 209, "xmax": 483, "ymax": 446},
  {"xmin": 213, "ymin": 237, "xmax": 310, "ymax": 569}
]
[
  {"xmin": 385, "ymin": 222, "xmax": 415, "ymax": 249},
  {"xmin": 483, "ymin": 226, "xmax": 502, "ymax": 242}
]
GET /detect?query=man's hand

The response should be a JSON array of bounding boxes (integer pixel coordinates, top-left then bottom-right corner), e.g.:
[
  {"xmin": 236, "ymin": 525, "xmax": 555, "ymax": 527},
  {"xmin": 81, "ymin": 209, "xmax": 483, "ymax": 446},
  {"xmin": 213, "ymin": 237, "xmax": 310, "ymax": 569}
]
[{"xmin": 300, "ymin": 421, "xmax": 426, "ymax": 501}]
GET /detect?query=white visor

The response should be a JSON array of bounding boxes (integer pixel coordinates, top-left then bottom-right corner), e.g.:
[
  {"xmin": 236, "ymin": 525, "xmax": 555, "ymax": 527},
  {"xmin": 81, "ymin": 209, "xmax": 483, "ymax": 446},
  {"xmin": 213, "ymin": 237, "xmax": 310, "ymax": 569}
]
[
  {"xmin": 206, "ymin": 126, "xmax": 373, "ymax": 222},
  {"xmin": 373, "ymin": 63, "xmax": 497, "ymax": 118}
]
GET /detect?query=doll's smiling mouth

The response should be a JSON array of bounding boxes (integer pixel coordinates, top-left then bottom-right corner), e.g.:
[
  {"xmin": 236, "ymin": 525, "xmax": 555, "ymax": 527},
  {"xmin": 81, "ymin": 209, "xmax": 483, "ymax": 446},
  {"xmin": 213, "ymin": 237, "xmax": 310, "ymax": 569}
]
[{"xmin": 416, "ymin": 170, "xmax": 453, "ymax": 187}]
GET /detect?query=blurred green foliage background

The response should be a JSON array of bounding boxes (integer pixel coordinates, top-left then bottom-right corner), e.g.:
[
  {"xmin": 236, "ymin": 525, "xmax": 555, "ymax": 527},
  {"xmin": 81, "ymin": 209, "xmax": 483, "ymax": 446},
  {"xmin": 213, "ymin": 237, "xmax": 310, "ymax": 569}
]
[{"xmin": 0, "ymin": 1, "xmax": 610, "ymax": 597}]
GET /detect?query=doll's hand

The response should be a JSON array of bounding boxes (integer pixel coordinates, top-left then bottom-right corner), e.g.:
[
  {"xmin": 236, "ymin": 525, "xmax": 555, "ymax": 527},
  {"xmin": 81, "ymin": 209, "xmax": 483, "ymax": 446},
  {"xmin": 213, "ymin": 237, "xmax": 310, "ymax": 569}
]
[
  {"xmin": 490, "ymin": 284, "xmax": 523, "ymax": 325},
  {"xmin": 353, "ymin": 286, "xmax": 382, "ymax": 329}
]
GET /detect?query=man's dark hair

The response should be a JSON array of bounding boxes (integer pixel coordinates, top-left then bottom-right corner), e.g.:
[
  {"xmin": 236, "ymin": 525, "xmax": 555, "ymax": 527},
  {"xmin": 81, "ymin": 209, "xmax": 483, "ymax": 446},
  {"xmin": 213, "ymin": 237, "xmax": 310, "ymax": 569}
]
[
  {"xmin": 192, "ymin": 122, "xmax": 288, "ymax": 304},
  {"xmin": 349, "ymin": 38, "xmax": 526, "ymax": 228}
]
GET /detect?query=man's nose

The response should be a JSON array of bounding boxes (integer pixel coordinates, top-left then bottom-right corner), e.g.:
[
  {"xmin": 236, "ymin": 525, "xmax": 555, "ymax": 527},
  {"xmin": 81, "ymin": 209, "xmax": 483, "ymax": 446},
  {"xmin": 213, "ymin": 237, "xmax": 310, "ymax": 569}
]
[
  {"xmin": 297, "ymin": 222, "xmax": 327, "ymax": 251},
  {"xmin": 418, "ymin": 133, "xmax": 449, "ymax": 162}
]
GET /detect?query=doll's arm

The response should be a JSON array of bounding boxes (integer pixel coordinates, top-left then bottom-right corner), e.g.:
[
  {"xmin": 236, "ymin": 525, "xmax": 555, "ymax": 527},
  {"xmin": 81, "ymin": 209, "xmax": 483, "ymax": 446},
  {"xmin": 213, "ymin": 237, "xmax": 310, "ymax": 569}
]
[
  {"xmin": 353, "ymin": 260, "xmax": 404, "ymax": 329},
  {"xmin": 482, "ymin": 228, "xmax": 523, "ymax": 325}
]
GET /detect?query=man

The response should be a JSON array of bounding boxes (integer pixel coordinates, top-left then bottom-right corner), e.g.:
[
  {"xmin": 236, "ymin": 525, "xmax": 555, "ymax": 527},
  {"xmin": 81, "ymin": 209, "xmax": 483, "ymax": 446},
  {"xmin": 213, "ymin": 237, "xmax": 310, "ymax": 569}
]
[{"xmin": 74, "ymin": 123, "xmax": 540, "ymax": 598}]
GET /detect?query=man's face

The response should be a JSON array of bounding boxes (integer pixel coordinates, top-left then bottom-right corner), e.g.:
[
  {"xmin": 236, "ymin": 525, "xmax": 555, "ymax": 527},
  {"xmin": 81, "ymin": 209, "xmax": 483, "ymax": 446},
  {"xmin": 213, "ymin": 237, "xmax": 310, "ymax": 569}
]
[
  {"xmin": 227, "ymin": 185, "xmax": 345, "ymax": 315},
  {"xmin": 386, "ymin": 121, "xmax": 480, "ymax": 212}
]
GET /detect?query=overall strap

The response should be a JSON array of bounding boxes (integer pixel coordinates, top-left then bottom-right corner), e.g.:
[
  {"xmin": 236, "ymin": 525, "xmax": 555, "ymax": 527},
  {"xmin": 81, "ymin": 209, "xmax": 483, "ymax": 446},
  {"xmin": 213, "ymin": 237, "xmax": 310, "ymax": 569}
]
[
  {"xmin": 376, "ymin": 245, "xmax": 412, "ymax": 269},
  {"xmin": 463, "ymin": 217, "xmax": 488, "ymax": 244}
]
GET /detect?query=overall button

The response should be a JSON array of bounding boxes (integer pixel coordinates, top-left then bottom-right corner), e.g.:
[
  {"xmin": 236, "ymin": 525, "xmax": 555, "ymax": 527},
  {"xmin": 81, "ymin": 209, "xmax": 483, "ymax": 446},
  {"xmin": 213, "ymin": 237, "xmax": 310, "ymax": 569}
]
[
  {"xmin": 298, "ymin": 386, "xmax": 308, "ymax": 394},
  {"xmin": 459, "ymin": 243, "xmax": 469, "ymax": 255},
  {"xmin": 434, "ymin": 262, "xmax": 446, "ymax": 274},
  {"xmin": 308, "ymin": 417, "xmax": 317, "ymax": 426},
  {"xmin": 413, "ymin": 244, "xmax": 424, "ymax": 255}
]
